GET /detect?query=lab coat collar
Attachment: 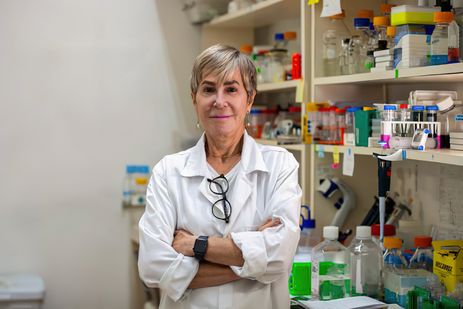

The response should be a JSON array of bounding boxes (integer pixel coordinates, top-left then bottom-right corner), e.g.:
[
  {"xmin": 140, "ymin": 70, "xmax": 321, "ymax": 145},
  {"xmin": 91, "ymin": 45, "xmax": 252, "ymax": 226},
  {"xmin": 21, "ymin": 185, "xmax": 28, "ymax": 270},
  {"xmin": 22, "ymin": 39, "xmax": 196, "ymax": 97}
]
[{"xmin": 180, "ymin": 131, "xmax": 269, "ymax": 178}]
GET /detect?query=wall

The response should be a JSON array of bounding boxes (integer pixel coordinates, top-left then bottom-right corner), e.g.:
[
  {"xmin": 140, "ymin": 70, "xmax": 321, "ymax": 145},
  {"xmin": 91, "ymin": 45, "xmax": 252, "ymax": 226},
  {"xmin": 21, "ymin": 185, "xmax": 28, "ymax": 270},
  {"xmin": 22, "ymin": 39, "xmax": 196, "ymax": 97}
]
[{"xmin": 0, "ymin": 0, "xmax": 200, "ymax": 308}]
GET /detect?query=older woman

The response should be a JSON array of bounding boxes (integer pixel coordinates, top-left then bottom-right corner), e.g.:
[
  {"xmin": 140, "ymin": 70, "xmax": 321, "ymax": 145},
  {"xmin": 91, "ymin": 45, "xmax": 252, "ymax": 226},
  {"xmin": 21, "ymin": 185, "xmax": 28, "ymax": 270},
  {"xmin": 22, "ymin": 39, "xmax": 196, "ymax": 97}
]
[{"xmin": 138, "ymin": 44, "xmax": 302, "ymax": 308}]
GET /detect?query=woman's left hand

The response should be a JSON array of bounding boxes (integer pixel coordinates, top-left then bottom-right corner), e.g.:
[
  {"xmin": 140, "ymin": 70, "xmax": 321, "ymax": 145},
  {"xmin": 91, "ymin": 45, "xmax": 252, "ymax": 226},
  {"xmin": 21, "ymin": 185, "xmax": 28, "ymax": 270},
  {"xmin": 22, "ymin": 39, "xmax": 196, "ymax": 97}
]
[{"xmin": 173, "ymin": 229, "xmax": 196, "ymax": 256}]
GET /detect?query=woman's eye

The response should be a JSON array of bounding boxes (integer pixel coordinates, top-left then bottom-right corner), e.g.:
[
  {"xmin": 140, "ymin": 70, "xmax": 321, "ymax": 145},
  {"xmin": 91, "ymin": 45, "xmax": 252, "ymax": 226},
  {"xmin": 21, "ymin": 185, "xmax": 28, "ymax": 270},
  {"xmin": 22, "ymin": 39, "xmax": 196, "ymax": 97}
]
[
  {"xmin": 203, "ymin": 87, "xmax": 215, "ymax": 93},
  {"xmin": 226, "ymin": 87, "xmax": 238, "ymax": 93}
]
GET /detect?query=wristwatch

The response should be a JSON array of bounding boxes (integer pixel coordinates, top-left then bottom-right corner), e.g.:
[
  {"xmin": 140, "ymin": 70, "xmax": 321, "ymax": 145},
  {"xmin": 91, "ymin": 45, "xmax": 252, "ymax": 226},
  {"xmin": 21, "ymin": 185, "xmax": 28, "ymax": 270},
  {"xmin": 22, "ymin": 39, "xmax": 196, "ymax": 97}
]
[{"xmin": 193, "ymin": 235, "xmax": 209, "ymax": 261}]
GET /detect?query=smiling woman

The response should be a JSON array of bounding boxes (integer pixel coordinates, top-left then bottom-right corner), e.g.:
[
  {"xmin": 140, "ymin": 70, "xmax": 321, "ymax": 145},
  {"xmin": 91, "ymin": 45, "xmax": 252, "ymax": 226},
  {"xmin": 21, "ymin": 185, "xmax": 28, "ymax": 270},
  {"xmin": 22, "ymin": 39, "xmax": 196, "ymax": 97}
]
[{"xmin": 138, "ymin": 44, "xmax": 302, "ymax": 309}]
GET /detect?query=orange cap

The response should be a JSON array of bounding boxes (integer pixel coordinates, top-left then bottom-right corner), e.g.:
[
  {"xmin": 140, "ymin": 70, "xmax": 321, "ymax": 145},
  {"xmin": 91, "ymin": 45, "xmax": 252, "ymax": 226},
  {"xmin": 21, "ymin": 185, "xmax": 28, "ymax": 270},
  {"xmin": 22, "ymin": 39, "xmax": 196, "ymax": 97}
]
[
  {"xmin": 414, "ymin": 236, "xmax": 432, "ymax": 248},
  {"xmin": 384, "ymin": 237, "xmax": 403, "ymax": 249},
  {"xmin": 358, "ymin": 9, "xmax": 374, "ymax": 20},
  {"xmin": 373, "ymin": 16, "xmax": 390, "ymax": 27},
  {"xmin": 380, "ymin": 4, "xmax": 396, "ymax": 14},
  {"xmin": 330, "ymin": 9, "xmax": 346, "ymax": 19},
  {"xmin": 434, "ymin": 11, "xmax": 454, "ymax": 23},
  {"xmin": 387, "ymin": 26, "xmax": 396, "ymax": 37},
  {"xmin": 240, "ymin": 44, "xmax": 253, "ymax": 55},
  {"xmin": 284, "ymin": 31, "xmax": 297, "ymax": 40}
]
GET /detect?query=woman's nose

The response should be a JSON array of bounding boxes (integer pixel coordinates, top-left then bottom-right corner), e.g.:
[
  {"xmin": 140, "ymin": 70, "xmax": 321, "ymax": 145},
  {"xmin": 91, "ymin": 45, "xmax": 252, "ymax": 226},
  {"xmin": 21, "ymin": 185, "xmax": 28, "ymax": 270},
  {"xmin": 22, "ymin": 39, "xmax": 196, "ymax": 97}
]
[{"xmin": 214, "ymin": 90, "xmax": 227, "ymax": 108}]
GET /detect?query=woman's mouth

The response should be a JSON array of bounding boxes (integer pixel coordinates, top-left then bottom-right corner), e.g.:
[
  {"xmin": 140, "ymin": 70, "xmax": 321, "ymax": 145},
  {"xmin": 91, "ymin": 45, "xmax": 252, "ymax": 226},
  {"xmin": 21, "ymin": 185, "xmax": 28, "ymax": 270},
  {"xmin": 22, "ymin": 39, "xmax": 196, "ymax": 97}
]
[{"xmin": 211, "ymin": 115, "xmax": 231, "ymax": 119}]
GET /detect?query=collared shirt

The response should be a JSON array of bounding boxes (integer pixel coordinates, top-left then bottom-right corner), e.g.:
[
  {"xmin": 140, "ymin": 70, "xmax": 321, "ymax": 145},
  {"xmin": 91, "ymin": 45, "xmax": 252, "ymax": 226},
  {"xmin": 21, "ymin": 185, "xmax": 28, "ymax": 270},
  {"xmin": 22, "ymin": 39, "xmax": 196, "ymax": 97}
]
[{"xmin": 138, "ymin": 132, "xmax": 302, "ymax": 309}]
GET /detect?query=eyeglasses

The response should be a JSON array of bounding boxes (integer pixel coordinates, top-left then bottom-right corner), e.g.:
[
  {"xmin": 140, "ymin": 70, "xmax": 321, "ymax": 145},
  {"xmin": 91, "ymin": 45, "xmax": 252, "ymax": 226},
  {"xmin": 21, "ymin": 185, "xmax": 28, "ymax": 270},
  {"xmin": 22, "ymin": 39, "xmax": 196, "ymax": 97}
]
[{"xmin": 207, "ymin": 174, "xmax": 232, "ymax": 223}]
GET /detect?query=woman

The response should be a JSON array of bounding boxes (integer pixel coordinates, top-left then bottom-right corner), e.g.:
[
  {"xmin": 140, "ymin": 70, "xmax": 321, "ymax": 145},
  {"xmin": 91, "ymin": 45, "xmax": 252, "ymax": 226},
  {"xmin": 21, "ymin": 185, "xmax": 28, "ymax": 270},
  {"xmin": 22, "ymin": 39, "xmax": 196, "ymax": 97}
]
[{"xmin": 138, "ymin": 44, "xmax": 302, "ymax": 308}]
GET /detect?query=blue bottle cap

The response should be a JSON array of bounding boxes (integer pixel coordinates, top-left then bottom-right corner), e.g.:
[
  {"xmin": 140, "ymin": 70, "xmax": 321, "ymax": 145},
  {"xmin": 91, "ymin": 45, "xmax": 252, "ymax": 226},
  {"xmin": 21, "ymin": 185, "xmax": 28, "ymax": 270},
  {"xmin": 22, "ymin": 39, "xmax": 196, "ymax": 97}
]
[
  {"xmin": 127, "ymin": 165, "xmax": 150, "ymax": 174},
  {"xmin": 347, "ymin": 107, "xmax": 362, "ymax": 112},
  {"xmin": 411, "ymin": 105, "xmax": 425, "ymax": 111},
  {"xmin": 354, "ymin": 18, "xmax": 370, "ymax": 28},
  {"xmin": 384, "ymin": 105, "xmax": 397, "ymax": 111},
  {"xmin": 426, "ymin": 105, "xmax": 438, "ymax": 111},
  {"xmin": 274, "ymin": 33, "xmax": 284, "ymax": 41},
  {"xmin": 250, "ymin": 108, "xmax": 262, "ymax": 114}
]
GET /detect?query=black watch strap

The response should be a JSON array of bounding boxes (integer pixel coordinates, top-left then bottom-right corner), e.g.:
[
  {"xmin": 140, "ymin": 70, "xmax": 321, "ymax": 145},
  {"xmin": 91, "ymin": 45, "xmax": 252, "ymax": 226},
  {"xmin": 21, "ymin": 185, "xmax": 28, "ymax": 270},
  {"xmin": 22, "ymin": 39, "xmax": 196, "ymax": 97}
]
[{"xmin": 193, "ymin": 235, "xmax": 209, "ymax": 261}]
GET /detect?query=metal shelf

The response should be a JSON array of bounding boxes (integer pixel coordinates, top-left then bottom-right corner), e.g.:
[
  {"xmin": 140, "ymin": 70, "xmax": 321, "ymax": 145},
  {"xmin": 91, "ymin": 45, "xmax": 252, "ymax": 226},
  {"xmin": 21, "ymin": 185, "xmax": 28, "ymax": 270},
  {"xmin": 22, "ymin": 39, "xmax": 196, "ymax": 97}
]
[{"xmin": 256, "ymin": 139, "xmax": 306, "ymax": 151}]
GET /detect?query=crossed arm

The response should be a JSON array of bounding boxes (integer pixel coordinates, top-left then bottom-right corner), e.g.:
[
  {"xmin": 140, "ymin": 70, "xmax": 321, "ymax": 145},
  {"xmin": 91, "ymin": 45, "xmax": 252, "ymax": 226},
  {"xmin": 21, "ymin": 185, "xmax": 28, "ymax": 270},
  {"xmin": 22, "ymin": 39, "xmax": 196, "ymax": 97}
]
[{"xmin": 172, "ymin": 218, "xmax": 281, "ymax": 289}]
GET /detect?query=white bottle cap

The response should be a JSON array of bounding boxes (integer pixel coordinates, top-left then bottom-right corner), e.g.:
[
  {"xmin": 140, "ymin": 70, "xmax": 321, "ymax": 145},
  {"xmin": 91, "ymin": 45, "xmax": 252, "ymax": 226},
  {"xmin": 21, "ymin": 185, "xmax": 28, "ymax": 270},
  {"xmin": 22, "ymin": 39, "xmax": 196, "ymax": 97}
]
[
  {"xmin": 323, "ymin": 226, "xmax": 339, "ymax": 240},
  {"xmin": 356, "ymin": 226, "xmax": 372, "ymax": 239}
]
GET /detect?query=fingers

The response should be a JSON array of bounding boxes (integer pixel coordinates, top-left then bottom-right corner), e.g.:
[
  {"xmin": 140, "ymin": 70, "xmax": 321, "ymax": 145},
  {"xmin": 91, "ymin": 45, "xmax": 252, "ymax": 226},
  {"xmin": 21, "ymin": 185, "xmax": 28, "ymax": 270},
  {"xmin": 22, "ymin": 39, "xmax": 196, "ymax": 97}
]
[{"xmin": 257, "ymin": 218, "xmax": 281, "ymax": 231}]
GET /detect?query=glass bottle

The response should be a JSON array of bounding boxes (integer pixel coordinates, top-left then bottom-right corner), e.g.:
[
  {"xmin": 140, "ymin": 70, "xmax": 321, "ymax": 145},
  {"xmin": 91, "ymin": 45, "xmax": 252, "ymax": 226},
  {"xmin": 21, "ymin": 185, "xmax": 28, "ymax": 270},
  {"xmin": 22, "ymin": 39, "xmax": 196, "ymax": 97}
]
[
  {"xmin": 311, "ymin": 226, "xmax": 351, "ymax": 300},
  {"xmin": 430, "ymin": 12, "xmax": 453, "ymax": 65},
  {"xmin": 349, "ymin": 226, "xmax": 383, "ymax": 298},
  {"xmin": 322, "ymin": 11, "xmax": 350, "ymax": 76},
  {"xmin": 453, "ymin": 0, "xmax": 463, "ymax": 60},
  {"xmin": 409, "ymin": 236, "xmax": 433, "ymax": 272},
  {"xmin": 354, "ymin": 18, "xmax": 374, "ymax": 73}
]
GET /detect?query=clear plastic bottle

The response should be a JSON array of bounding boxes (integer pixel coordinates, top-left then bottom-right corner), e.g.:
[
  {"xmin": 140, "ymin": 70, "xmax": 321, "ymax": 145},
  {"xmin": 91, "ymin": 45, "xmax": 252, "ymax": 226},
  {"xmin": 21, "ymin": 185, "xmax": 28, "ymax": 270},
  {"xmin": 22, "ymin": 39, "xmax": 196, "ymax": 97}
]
[
  {"xmin": 383, "ymin": 237, "xmax": 408, "ymax": 271},
  {"xmin": 339, "ymin": 38, "xmax": 350, "ymax": 75},
  {"xmin": 348, "ymin": 36, "xmax": 362, "ymax": 74},
  {"xmin": 449, "ymin": 19, "xmax": 460, "ymax": 63},
  {"xmin": 453, "ymin": 0, "xmax": 463, "ymax": 60},
  {"xmin": 311, "ymin": 226, "xmax": 351, "ymax": 300},
  {"xmin": 344, "ymin": 107, "xmax": 361, "ymax": 145},
  {"xmin": 409, "ymin": 236, "xmax": 433, "ymax": 272},
  {"xmin": 430, "ymin": 12, "xmax": 453, "ymax": 65},
  {"xmin": 322, "ymin": 11, "xmax": 350, "ymax": 76},
  {"xmin": 349, "ymin": 226, "xmax": 383, "ymax": 298},
  {"xmin": 373, "ymin": 16, "xmax": 389, "ymax": 42}
]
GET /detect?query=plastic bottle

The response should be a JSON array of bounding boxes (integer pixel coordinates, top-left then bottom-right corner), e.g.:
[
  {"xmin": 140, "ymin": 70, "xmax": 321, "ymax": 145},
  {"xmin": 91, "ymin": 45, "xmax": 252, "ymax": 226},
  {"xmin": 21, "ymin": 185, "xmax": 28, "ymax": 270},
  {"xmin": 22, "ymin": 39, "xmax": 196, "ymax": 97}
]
[
  {"xmin": 322, "ymin": 11, "xmax": 350, "ymax": 76},
  {"xmin": 409, "ymin": 236, "xmax": 433, "ymax": 272},
  {"xmin": 383, "ymin": 237, "xmax": 408, "ymax": 270},
  {"xmin": 453, "ymin": 0, "xmax": 463, "ymax": 60},
  {"xmin": 348, "ymin": 36, "xmax": 362, "ymax": 74},
  {"xmin": 311, "ymin": 226, "xmax": 351, "ymax": 300},
  {"xmin": 344, "ymin": 107, "xmax": 361, "ymax": 145},
  {"xmin": 292, "ymin": 53, "xmax": 302, "ymax": 80},
  {"xmin": 349, "ymin": 226, "xmax": 383, "ymax": 298},
  {"xmin": 339, "ymin": 38, "xmax": 350, "ymax": 75},
  {"xmin": 373, "ymin": 16, "xmax": 389, "ymax": 42},
  {"xmin": 449, "ymin": 18, "xmax": 460, "ymax": 63},
  {"xmin": 334, "ymin": 108, "xmax": 345, "ymax": 144},
  {"xmin": 430, "ymin": 12, "xmax": 453, "ymax": 65}
]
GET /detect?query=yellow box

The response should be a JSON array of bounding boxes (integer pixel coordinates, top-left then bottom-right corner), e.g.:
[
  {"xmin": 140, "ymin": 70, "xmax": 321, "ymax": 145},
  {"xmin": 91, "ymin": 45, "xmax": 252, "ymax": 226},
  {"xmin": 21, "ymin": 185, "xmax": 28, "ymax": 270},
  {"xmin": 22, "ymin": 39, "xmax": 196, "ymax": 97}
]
[
  {"xmin": 432, "ymin": 240, "xmax": 463, "ymax": 292},
  {"xmin": 390, "ymin": 5, "xmax": 439, "ymax": 26}
]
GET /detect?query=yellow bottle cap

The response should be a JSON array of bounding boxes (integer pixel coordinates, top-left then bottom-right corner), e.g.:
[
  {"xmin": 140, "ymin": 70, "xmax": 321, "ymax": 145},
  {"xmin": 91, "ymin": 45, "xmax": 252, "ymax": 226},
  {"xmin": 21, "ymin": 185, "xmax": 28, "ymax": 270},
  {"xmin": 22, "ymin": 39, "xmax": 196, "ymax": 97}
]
[
  {"xmin": 135, "ymin": 177, "xmax": 149, "ymax": 185},
  {"xmin": 384, "ymin": 237, "xmax": 403, "ymax": 249},
  {"xmin": 284, "ymin": 31, "xmax": 297, "ymax": 40},
  {"xmin": 373, "ymin": 16, "xmax": 390, "ymax": 27},
  {"xmin": 387, "ymin": 26, "xmax": 396, "ymax": 37}
]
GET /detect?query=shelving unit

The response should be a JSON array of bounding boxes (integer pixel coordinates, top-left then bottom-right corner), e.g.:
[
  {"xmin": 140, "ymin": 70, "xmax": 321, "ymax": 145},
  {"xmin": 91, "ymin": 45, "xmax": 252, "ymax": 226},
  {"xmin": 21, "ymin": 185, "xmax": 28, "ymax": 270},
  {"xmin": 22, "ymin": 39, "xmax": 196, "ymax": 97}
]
[
  {"xmin": 256, "ymin": 138, "xmax": 306, "ymax": 152},
  {"xmin": 257, "ymin": 80, "xmax": 300, "ymax": 92}
]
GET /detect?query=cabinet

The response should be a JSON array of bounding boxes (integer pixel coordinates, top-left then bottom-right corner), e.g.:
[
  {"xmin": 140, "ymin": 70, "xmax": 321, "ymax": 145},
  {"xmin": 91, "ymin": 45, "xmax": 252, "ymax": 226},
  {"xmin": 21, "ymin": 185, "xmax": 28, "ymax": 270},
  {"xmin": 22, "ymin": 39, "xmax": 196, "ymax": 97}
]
[{"xmin": 202, "ymin": 0, "xmax": 463, "ymax": 238}]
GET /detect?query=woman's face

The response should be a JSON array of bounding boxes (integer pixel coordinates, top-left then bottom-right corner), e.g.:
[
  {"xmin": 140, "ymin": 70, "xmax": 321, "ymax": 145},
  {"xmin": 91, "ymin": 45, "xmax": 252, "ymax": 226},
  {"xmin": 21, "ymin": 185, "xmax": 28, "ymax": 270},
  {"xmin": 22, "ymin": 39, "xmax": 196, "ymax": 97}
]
[{"xmin": 193, "ymin": 68, "xmax": 254, "ymax": 138}]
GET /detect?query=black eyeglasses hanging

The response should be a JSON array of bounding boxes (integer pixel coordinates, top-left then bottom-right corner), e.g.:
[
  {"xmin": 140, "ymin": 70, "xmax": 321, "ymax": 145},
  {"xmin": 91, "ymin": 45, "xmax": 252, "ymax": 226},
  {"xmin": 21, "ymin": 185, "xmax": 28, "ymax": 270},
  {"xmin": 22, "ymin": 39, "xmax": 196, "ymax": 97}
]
[{"xmin": 207, "ymin": 174, "xmax": 232, "ymax": 223}]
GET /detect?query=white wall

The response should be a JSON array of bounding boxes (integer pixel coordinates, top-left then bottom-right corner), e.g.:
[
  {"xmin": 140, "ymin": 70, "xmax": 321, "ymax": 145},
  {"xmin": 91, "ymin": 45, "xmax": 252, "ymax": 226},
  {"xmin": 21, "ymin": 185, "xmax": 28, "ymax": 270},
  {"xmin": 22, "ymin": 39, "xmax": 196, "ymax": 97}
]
[{"xmin": 0, "ymin": 0, "xmax": 200, "ymax": 308}]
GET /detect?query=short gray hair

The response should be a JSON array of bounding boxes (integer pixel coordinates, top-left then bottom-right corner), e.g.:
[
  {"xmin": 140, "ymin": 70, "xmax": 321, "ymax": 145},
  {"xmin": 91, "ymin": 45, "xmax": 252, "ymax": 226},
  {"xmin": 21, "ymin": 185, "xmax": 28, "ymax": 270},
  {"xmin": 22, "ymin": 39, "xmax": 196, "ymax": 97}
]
[{"xmin": 190, "ymin": 44, "xmax": 257, "ymax": 102}]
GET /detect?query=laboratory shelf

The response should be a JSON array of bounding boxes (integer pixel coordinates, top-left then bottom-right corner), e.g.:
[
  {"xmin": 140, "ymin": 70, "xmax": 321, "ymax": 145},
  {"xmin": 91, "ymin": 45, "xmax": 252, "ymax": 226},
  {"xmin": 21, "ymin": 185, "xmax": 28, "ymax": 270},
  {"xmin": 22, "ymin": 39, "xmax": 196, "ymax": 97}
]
[
  {"xmin": 313, "ymin": 63, "xmax": 463, "ymax": 86},
  {"xmin": 314, "ymin": 144, "xmax": 463, "ymax": 166},
  {"xmin": 257, "ymin": 80, "xmax": 299, "ymax": 92},
  {"xmin": 204, "ymin": 0, "xmax": 300, "ymax": 28},
  {"xmin": 256, "ymin": 138, "xmax": 306, "ymax": 151}
]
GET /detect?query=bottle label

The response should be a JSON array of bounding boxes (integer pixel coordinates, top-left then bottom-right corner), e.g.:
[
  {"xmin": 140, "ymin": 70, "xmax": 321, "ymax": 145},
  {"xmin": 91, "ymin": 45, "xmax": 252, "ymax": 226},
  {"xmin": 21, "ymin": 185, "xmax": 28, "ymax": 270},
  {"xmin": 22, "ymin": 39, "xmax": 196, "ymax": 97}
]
[
  {"xmin": 455, "ymin": 114, "xmax": 463, "ymax": 121},
  {"xmin": 431, "ymin": 37, "xmax": 449, "ymax": 56}
]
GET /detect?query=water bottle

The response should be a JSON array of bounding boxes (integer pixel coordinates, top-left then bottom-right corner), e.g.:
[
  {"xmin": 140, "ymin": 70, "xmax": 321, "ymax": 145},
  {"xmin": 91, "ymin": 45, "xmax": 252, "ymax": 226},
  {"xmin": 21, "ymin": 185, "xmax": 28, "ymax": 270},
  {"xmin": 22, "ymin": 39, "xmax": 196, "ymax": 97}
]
[
  {"xmin": 409, "ymin": 236, "xmax": 433, "ymax": 272},
  {"xmin": 383, "ymin": 237, "xmax": 408, "ymax": 271},
  {"xmin": 349, "ymin": 226, "xmax": 383, "ymax": 298},
  {"xmin": 311, "ymin": 226, "xmax": 351, "ymax": 300}
]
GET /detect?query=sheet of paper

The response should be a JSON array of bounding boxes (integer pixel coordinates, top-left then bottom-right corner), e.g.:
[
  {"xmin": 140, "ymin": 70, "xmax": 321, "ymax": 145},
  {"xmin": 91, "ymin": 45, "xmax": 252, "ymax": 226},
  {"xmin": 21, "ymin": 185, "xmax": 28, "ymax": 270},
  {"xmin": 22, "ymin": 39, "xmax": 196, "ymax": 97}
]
[
  {"xmin": 298, "ymin": 296, "xmax": 386, "ymax": 309},
  {"xmin": 316, "ymin": 145, "xmax": 325, "ymax": 158},
  {"xmin": 342, "ymin": 147, "xmax": 355, "ymax": 176},
  {"xmin": 295, "ymin": 79, "xmax": 304, "ymax": 103},
  {"xmin": 320, "ymin": 0, "xmax": 342, "ymax": 17}
]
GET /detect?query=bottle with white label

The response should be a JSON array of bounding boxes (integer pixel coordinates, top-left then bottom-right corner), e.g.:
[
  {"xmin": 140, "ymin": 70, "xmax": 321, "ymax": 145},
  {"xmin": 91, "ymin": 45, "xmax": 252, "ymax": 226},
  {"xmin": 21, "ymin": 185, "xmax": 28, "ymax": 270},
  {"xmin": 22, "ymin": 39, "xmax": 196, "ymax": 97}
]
[{"xmin": 349, "ymin": 226, "xmax": 383, "ymax": 298}]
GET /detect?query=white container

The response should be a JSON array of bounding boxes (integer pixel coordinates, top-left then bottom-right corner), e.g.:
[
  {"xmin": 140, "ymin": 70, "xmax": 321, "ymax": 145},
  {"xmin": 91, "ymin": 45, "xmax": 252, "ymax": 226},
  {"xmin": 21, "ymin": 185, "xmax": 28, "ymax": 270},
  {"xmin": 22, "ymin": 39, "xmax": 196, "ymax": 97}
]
[{"xmin": 0, "ymin": 274, "xmax": 45, "ymax": 309}]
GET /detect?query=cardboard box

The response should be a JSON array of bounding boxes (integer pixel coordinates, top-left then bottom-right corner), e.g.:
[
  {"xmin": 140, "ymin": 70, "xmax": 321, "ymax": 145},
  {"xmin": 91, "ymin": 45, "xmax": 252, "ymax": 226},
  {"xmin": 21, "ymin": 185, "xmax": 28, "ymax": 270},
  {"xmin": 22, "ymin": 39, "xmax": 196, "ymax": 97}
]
[{"xmin": 432, "ymin": 240, "xmax": 463, "ymax": 292}]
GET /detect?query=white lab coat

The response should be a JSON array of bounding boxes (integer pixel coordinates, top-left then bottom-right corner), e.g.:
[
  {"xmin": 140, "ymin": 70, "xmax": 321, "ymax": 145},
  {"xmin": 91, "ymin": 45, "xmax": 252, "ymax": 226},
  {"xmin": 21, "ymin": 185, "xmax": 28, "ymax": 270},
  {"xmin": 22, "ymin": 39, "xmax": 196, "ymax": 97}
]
[{"xmin": 138, "ymin": 132, "xmax": 302, "ymax": 309}]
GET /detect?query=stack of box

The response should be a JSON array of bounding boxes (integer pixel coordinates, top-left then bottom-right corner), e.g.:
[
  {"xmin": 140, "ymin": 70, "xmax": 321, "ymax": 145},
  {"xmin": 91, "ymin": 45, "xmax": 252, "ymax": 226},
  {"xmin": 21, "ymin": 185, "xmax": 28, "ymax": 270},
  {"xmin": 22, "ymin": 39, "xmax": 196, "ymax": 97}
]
[
  {"xmin": 432, "ymin": 240, "xmax": 463, "ymax": 293},
  {"xmin": 450, "ymin": 132, "xmax": 463, "ymax": 150},
  {"xmin": 391, "ymin": 5, "xmax": 438, "ymax": 69},
  {"xmin": 372, "ymin": 49, "xmax": 394, "ymax": 72}
]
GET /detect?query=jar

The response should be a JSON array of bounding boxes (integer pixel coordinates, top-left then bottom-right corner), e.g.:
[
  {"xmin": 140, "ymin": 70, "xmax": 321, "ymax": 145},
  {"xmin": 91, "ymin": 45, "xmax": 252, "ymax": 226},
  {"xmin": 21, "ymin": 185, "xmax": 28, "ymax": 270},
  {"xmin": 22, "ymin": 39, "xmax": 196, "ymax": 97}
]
[
  {"xmin": 267, "ymin": 49, "xmax": 288, "ymax": 82},
  {"xmin": 248, "ymin": 108, "xmax": 266, "ymax": 138}
]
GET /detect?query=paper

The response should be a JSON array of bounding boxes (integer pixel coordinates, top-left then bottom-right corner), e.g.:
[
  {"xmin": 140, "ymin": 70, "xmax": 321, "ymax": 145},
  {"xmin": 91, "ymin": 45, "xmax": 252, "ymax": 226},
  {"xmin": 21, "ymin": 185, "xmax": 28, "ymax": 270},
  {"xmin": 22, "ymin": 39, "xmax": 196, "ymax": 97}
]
[
  {"xmin": 296, "ymin": 296, "xmax": 386, "ymax": 309},
  {"xmin": 331, "ymin": 146, "xmax": 340, "ymax": 169},
  {"xmin": 320, "ymin": 0, "xmax": 342, "ymax": 17},
  {"xmin": 316, "ymin": 145, "xmax": 325, "ymax": 158},
  {"xmin": 295, "ymin": 79, "xmax": 304, "ymax": 103},
  {"xmin": 342, "ymin": 147, "xmax": 355, "ymax": 176}
]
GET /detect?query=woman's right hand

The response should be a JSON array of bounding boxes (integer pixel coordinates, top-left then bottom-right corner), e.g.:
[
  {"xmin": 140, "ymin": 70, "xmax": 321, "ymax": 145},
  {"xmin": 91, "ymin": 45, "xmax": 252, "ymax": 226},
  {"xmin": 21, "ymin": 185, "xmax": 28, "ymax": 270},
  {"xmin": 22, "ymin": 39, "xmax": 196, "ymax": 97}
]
[{"xmin": 257, "ymin": 218, "xmax": 281, "ymax": 231}]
